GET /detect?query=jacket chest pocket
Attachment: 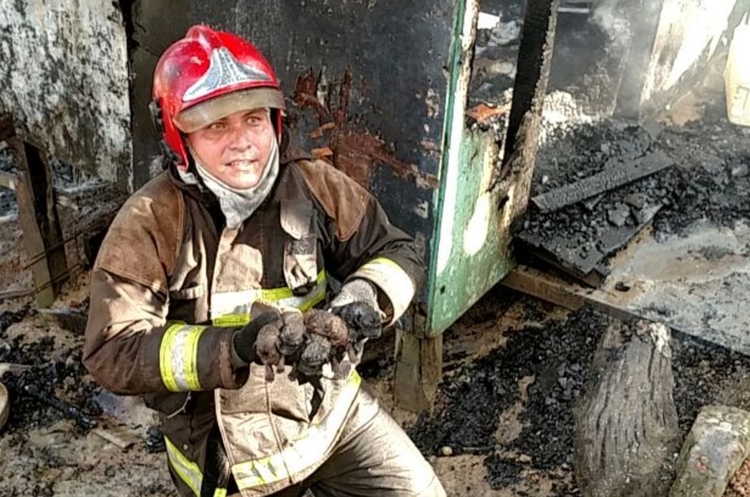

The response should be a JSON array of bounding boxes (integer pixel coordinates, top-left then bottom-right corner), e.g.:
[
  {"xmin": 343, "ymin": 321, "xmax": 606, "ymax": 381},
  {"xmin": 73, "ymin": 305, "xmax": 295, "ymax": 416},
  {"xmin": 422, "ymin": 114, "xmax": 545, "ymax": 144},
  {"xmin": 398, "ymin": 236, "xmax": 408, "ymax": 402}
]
[{"xmin": 280, "ymin": 199, "xmax": 319, "ymax": 295}]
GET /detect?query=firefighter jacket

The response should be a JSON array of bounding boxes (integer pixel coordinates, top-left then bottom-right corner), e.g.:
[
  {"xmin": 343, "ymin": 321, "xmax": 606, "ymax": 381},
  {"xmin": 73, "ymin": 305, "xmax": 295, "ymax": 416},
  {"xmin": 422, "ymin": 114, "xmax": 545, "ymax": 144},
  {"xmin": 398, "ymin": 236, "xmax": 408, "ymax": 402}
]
[{"xmin": 83, "ymin": 148, "xmax": 423, "ymax": 497}]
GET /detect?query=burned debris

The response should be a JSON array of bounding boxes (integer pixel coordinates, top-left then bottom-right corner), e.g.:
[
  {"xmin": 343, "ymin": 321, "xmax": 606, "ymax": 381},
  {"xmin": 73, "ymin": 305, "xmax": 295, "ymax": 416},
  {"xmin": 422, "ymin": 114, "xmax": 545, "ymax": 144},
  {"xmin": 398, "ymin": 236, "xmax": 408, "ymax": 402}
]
[{"xmin": 515, "ymin": 114, "xmax": 750, "ymax": 287}]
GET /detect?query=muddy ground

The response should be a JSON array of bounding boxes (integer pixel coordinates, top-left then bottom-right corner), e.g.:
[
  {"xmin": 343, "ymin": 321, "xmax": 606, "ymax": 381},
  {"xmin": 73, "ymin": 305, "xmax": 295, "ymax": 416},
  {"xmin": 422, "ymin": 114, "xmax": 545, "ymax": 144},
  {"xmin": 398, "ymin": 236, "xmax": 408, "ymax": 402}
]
[
  {"xmin": 1, "ymin": 25, "xmax": 750, "ymax": 497},
  {"xmin": 2, "ymin": 223, "xmax": 750, "ymax": 497}
]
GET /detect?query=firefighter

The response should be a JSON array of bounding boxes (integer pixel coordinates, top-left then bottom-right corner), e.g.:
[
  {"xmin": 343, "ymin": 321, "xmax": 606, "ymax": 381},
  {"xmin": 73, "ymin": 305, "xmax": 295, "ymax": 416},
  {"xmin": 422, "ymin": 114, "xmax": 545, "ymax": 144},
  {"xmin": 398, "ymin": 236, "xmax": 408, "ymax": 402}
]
[{"xmin": 83, "ymin": 24, "xmax": 445, "ymax": 497}]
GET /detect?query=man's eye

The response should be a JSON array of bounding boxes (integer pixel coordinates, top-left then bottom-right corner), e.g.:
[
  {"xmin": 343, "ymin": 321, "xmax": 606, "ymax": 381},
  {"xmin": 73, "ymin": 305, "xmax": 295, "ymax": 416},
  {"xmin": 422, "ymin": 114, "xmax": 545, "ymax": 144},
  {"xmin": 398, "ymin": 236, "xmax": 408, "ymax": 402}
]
[
  {"xmin": 247, "ymin": 116, "xmax": 262, "ymax": 124},
  {"xmin": 208, "ymin": 122, "xmax": 225, "ymax": 130}
]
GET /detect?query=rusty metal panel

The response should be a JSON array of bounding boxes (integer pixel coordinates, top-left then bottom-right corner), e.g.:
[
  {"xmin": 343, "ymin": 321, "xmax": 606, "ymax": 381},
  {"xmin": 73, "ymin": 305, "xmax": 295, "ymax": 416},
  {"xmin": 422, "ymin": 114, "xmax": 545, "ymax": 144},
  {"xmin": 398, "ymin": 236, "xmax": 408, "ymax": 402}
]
[
  {"xmin": 0, "ymin": 0, "xmax": 132, "ymax": 187},
  {"xmin": 131, "ymin": 0, "xmax": 457, "ymax": 296}
]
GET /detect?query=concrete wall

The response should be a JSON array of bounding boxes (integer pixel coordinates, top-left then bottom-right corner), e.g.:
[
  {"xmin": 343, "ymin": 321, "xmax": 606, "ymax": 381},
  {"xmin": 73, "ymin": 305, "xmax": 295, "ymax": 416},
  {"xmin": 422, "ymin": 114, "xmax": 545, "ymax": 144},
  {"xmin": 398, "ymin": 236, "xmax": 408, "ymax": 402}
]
[{"xmin": 0, "ymin": 0, "xmax": 132, "ymax": 188}]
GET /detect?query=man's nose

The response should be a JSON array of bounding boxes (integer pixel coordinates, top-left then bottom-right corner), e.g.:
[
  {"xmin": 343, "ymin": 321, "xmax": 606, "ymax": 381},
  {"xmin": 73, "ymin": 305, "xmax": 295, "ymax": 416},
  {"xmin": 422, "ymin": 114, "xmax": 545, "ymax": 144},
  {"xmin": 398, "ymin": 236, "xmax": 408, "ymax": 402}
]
[{"xmin": 228, "ymin": 125, "xmax": 256, "ymax": 151}]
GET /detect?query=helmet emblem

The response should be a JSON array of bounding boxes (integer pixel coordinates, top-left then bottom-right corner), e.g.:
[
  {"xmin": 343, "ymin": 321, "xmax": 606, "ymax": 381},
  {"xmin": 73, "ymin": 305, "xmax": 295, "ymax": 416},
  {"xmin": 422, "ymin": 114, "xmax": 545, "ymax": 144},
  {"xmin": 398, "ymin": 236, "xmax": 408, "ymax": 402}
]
[{"xmin": 183, "ymin": 47, "xmax": 271, "ymax": 102}]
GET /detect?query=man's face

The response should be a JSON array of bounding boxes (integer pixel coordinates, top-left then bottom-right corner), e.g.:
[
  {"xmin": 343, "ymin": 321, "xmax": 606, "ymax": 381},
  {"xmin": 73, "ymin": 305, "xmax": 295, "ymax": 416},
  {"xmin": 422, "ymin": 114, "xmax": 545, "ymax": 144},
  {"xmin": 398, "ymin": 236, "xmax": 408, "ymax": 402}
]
[{"xmin": 186, "ymin": 108, "xmax": 275, "ymax": 190}]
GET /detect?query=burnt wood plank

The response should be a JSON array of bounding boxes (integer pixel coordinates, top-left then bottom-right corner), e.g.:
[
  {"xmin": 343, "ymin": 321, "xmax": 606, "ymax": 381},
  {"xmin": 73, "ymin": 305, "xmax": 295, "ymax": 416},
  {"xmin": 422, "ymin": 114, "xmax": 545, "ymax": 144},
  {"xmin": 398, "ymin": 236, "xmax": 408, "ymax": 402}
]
[{"xmin": 532, "ymin": 151, "xmax": 674, "ymax": 213}]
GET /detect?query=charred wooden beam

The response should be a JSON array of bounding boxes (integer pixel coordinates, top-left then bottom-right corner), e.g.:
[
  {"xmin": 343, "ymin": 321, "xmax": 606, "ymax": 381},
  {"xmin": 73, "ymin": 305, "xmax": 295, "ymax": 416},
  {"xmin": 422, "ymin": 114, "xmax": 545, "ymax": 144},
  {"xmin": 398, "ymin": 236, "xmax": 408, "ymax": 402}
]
[
  {"xmin": 494, "ymin": 0, "xmax": 559, "ymax": 201},
  {"xmin": 574, "ymin": 318, "xmax": 680, "ymax": 497},
  {"xmin": 532, "ymin": 151, "xmax": 674, "ymax": 213},
  {"xmin": 7, "ymin": 138, "xmax": 68, "ymax": 307}
]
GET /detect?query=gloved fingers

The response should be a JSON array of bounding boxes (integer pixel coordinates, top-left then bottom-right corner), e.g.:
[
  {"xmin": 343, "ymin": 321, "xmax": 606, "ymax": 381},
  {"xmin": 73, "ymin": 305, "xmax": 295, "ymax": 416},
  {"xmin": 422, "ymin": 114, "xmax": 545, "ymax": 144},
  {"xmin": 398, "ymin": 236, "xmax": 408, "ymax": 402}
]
[
  {"xmin": 233, "ymin": 312, "xmax": 283, "ymax": 364},
  {"xmin": 329, "ymin": 278, "xmax": 379, "ymax": 311}
]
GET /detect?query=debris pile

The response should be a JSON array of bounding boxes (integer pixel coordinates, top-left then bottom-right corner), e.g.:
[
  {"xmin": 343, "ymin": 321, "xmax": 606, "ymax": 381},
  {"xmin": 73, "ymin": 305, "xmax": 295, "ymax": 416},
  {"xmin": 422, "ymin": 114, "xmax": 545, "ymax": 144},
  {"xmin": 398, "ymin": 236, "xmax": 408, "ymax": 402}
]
[
  {"xmin": 407, "ymin": 303, "xmax": 750, "ymax": 495},
  {"xmin": 516, "ymin": 114, "xmax": 750, "ymax": 285},
  {"xmin": 469, "ymin": 1, "xmax": 629, "ymax": 132},
  {"xmin": 0, "ymin": 310, "xmax": 101, "ymax": 434}
]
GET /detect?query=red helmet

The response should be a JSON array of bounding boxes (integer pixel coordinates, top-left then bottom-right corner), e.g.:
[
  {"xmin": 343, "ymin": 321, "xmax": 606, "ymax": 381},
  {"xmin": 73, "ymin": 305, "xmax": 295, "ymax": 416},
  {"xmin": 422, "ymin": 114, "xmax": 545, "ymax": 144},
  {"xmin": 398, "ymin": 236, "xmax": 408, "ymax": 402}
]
[{"xmin": 151, "ymin": 25, "xmax": 285, "ymax": 169}]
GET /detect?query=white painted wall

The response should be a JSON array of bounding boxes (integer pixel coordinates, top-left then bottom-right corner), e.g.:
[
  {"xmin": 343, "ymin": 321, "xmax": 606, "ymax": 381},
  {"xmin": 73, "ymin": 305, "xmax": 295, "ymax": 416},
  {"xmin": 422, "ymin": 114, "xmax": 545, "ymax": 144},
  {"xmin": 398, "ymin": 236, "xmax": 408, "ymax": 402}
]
[
  {"xmin": 642, "ymin": 0, "xmax": 737, "ymax": 106},
  {"xmin": 0, "ymin": 0, "xmax": 131, "ymax": 187}
]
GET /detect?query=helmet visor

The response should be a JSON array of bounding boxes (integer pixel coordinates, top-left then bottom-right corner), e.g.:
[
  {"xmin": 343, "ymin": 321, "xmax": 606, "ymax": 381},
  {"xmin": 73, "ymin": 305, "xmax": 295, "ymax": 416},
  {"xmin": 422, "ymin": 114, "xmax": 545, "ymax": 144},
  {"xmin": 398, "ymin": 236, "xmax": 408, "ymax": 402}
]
[{"xmin": 174, "ymin": 88, "xmax": 285, "ymax": 133}]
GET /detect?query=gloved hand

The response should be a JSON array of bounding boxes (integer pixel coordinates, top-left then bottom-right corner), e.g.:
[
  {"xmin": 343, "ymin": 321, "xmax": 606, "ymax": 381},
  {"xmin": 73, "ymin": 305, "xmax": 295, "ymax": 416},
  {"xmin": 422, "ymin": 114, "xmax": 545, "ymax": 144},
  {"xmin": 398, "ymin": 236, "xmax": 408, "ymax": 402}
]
[
  {"xmin": 328, "ymin": 279, "xmax": 384, "ymax": 363},
  {"xmin": 232, "ymin": 304, "xmax": 309, "ymax": 382},
  {"xmin": 232, "ymin": 311, "xmax": 280, "ymax": 364}
]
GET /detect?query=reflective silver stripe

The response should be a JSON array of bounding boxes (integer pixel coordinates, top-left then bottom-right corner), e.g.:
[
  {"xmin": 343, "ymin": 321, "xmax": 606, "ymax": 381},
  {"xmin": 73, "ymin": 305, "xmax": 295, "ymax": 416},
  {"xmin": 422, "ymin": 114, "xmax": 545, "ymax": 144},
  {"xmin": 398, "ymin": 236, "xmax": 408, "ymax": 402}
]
[
  {"xmin": 183, "ymin": 47, "xmax": 271, "ymax": 102},
  {"xmin": 233, "ymin": 371, "xmax": 362, "ymax": 489},
  {"xmin": 159, "ymin": 324, "xmax": 206, "ymax": 392},
  {"xmin": 210, "ymin": 271, "xmax": 327, "ymax": 323},
  {"xmin": 165, "ymin": 436, "xmax": 202, "ymax": 496}
]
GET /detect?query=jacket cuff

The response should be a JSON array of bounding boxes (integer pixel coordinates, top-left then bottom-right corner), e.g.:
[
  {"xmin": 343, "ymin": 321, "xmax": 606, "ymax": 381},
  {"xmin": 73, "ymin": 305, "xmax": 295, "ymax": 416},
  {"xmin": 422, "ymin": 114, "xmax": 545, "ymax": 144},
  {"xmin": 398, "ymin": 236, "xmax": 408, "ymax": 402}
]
[
  {"xmin": 186, "ymin": 325, "xmax": 248, "ymax": 390},
  {"xmin": 349, "ymin": 257, "xmax": 416, "ymax": 326}
]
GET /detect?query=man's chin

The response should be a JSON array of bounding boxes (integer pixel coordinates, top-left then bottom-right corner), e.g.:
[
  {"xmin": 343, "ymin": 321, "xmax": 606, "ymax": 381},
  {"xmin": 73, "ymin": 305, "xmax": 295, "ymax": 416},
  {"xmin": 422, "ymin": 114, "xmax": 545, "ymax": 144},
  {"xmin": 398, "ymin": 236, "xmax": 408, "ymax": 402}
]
[{"xmin": 227, "ymin": 173, "xmax": 262, "ymax": 190}]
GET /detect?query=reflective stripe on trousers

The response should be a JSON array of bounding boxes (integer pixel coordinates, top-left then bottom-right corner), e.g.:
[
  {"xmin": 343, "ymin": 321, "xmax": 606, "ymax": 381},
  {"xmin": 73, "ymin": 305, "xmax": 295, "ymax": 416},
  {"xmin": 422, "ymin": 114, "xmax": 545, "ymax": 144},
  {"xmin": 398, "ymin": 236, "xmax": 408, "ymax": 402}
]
[
  {"xmin": 164, "ymin": 372, "xmax": 362, "ymax": 495},
  {"xmin": 232, "ymin": 372, "xmax": 362, "ymax": 490},
  {"xmin": 165, "ymin": 436, "xmax": 229, "ymax": 497}
]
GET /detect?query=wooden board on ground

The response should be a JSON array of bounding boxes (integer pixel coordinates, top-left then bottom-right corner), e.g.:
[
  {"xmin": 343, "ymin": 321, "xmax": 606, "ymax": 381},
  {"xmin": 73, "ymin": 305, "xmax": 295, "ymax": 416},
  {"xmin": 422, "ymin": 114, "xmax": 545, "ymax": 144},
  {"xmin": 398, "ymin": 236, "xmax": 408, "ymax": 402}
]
[{"xmin": 505, "ymin": 218, "xmax": 750, "ymax": 357}]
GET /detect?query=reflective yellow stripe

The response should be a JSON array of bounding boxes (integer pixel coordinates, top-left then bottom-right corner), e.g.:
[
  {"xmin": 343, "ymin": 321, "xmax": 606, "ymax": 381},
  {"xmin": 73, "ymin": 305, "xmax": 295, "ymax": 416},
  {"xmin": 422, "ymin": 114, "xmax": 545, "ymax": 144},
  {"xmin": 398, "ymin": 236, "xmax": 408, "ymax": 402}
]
[
  {"xmin": 234, "ymin": 461, "xmax": 266, "ymax": 488},
  {"xmin": 365, "ymin": 257, "xmax": 403, "ymax": 271},
  {"xmin": 211, "ymin": 271, "xmax": 327, "ymax": 325},
  {"xmin": 165, "ymin": 436, "xmax": 228, "ymax": 497},
  {"xmin": 159, "ymin": 323, "xmax": 207, "ymax": 392},
  {"xmin": 165, "ymin": 436, "xmax": 202, "ymax": 496},
  {"xmin": 212, "ymin": 313, "xmax": 251, "ymax": 327},
  {"xmin": 233, "ymin": 371, "xmax": 362, "ymax": 489},
  {"xmin": 356, "ymin": 258, "xmax": 413, "ymax": 287}
]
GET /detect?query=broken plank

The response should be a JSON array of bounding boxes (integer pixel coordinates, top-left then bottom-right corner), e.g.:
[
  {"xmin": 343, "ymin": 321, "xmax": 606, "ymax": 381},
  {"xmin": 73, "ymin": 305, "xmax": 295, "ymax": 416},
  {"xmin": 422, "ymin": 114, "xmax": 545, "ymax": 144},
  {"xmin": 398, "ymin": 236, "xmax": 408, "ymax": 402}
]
[
  {"xmin": 0, "ymin": 171, "xmax": 17, "ymax": 191},
  {"xmin": 502, "ymin": 265, "xmax": 587, "ymax": 310},
  {"xmin": 393, "ymin": 315, "xmax": 443, "ymax": 413},
  {"xmin": 531, "ymin": 151, "xmax": 674, "ymax": 213},
  {"xmin": 92, "ymin": 427, "xmax": 139, "ymax": 450},
  {"xmin": 0, "ymin": 288, "xmax": 34, "ymax": 302},
  {"xmin": 10, "ymin": 138, "xmax": 69, "ymax": 307},
  {"xmin": 502, "ymin": 265, "xmax": 645, "ymax": 324},
  {"xmin": 0, "ymin": 363, "xmax": 33, "ymax": 376}
]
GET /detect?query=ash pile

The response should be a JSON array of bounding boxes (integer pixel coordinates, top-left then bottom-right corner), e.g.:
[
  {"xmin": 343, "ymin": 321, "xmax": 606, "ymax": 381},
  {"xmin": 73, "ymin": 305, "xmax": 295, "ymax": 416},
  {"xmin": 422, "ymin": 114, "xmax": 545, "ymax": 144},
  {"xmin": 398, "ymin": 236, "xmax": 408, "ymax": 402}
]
[
  {"xmin": 0, "ymin": 306, "xmax": 102, "ymax": 434},
  {"xmin": 515, "ymin": 111, "xmax": 750, "ymax": 286},
  {"xmin": 468, "ymin": 1, "xmax": 625, "ymax": 134}
]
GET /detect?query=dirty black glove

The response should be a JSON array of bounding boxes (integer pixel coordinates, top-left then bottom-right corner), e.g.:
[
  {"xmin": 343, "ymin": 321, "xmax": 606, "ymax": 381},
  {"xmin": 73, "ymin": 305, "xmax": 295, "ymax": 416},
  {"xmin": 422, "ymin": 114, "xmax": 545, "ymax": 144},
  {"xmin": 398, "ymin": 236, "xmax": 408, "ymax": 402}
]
[
  {"xmin": 233, "ymin": 305, "xmax": 312, "ymax": 382},
  {"xmin": 232, "ymin": 312, "xmax": 281, "ymax": 365}
]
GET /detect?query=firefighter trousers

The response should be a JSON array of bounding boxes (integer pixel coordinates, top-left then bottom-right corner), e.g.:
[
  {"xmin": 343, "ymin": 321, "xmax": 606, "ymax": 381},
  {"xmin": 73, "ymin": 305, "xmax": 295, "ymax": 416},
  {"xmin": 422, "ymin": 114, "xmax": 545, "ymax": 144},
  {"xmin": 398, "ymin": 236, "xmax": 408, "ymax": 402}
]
[{"xmin": 240, "ymin": 385, "xmax": 446, "ymax": 497}]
